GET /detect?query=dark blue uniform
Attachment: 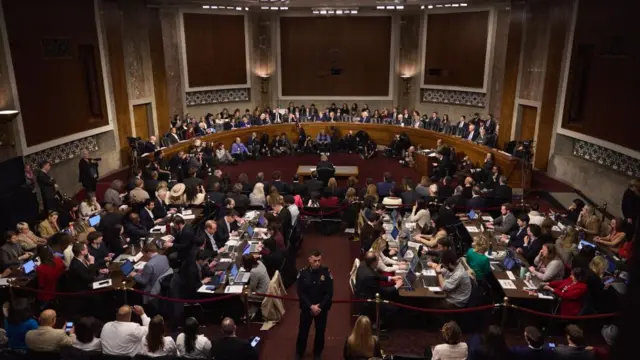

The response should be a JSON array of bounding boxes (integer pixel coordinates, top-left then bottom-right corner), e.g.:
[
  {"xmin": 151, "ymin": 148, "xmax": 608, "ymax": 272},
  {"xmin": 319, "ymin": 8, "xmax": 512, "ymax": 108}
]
[{"xmin": 295, "ymin": 265, "xmax": 333, "ymax": 358}]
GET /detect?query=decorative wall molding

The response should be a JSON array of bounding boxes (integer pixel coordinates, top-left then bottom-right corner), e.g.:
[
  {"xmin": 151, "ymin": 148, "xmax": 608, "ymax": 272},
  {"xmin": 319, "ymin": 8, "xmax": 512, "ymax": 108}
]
[
  {"xmin": 421, "ymin": 88, "xmax": 487, "ymax": 108},
  {"xmin": 185, "ymin": 88, "xmax": 250, "ymax": 106},
  {"xmin": 573, "ymin": 139, "xmax": 640, "ymax": 178},
  {"xmin": 25, "ymin": 136, "xmax": 98, "ymax": 168}
]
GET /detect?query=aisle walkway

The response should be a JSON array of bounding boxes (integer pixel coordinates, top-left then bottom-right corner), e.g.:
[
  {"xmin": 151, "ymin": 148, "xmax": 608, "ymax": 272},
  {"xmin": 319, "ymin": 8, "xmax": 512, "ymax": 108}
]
[{"xmin": 260, "ymin": 232, "xmax": 354, "ymax": 359}]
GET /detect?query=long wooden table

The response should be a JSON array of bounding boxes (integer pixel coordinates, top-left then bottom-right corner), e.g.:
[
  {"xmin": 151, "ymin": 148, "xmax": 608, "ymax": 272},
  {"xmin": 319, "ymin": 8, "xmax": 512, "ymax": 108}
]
[
  {"xmin": 147, "ymin": 123, "xmax": 529, "ymax": 188},
  {"xmin": 296, "ymin": 165, "xmax": 359, "ymax": 177}
]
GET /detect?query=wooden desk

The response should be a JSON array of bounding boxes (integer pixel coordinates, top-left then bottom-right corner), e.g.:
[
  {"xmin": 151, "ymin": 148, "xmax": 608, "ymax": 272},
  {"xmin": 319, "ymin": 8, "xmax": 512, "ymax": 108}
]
[
  {"xmin": 296, "ymin": 165, "xmax": 359, "ymax": 177},
  {"xmin": 147, "ymin": 123, "xmax": 529, "ymax": 188},
  {"xmin": 399, "ymin": 274, "xmax": 446, "ymax": 299}
]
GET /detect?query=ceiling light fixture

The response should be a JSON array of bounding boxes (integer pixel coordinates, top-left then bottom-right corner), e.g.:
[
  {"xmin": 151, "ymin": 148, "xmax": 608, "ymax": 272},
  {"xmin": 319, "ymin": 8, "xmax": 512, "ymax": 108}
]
[
  {"xmin": 202, "ymin": 5, "xmax": 210, "ymax": 9},
  {"xmin": 452, "ymin": 4, "xmax": 460, "ymax": 7},
  {"xmin": 270, "ymin": 6, "xmax": 278, "ymax": 10},
  {"xmin": 320, "ymin": 9, "xmax": 327, "ymax": 14},
  {"xmin": 386, "ymin": 6, "xmax": 395, "ymax": 9},
  {"xmin": 336, "ymin": 10, "xmax": 343, "ymax": 14},
  {"xmin": 461, "ymin": 3, "xmax": 468, "ymax": 6},
  {"xmin": 377, "ymin": 6, "xmax": 385, "ymax": 9},
  {"xmin": 261, "ymin": 6, "xmax": 269, "ymax": 9},
  {"xmin": 313, "ymin": 10, "xmax": 319, "ymax": 14},
  {"xmin": 211, "ymin": 6, "xmax": 218, "ymax": 9},
  {"xmin": 245, "ymin": 7, "xmax": 249, "ymax": 10},
  {"xmin": 436, "ymin": 4, "xmax": 443, "ymax": 7},
  {"xmin": 351, "ymin": 10, "xmax": 358, "ymax": 14},
  {"xmin": 280, "ymin": 6, "xmax": 288, "ymax": 10},
  {"xmin": 428, "ymin": 5, "xmax": 434, "ymax": 9},
  {"xmin": 444, "ymin": 4, "xmax": 452, "ymax": 7},
  {"xmin": 421, "ymin": 5, "xmax": 425, "ymax": 9},
  {"xmin": 396, "ymin": 5, "xmax": 404, "ymax": 10}
]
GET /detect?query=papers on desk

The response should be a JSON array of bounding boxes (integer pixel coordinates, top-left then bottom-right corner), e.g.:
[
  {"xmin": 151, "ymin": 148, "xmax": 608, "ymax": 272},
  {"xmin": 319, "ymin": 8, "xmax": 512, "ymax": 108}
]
[
  {"xmin": 428, "ymin": 287, "xmax": 442, "ymax": 292},
  {"xmin": 92, "ymin": 279, "xmax": 112, "ymax": 289},
  {"xmin": 133, "ymin": 252, "xmax": 144, "ymax": 263},
  {"xmin": 498, "ymin": 279, "xmax": 517, "ymax": 289},
  {"xmin": 244, "ymin": 211, "xmax": 259, "ymax": 220},
  {"xmin": 114, "ymin": 254, "xmax": 133, "ymax": 263},
  {"xmin": 219, "ymin": 258, "xmax": 232, "ymax": 263},
  {"xmin": 151, "ymin": 226, "xmax": 166, "ymax": 234},
  {"xmin": 506, "ymin": 271, "xmax": 516, "ymax": 280},
  {"xmin": 198, "ymin": 285, "xmax": 217, "ymax": 294},
  {"xmin": 422, "ymin": 269, "xmax": 436, "ymax": 276},
  {"xmin": 404, "ymin": 222, "xmax": 416, "ymax": 231},
  {"xmin": 177, "ymin": 214, "xmax": 195, "ymax": 220},
  {"xmin": 344, "ymin": 228, "xmax": 355, "ymax": 234},
  {"xmin": 481, "ymin": 216, "xmax": 493, "ymax": 222},
  {"xmin": 308, "ymin": 167, "xmax": 317, "ymax": 172},
  {"xmin": 465, "ymin": 226, "xmax": 480, "ymax": 233},
  {"xmin": 0, "ymin": 278, "xmax": 9, "ymax": 286},
  {"xmin": 225, "ymin": 285, "xmax": 244, "ymax": 294},
  {"xmin": 182, "ymin": 209, "xmax": 193, "ymax": 215},
  {"xmin": 427, "ymin": 153, "xmax": 439, "ymax": 158},
  {"xmin": 134, "ymin": 261, "xmax": 146, "ymax": 270},
  {"xmin": 161, "ymin": 235, "xmax": 174, "ymax": 242},
  {"xmin": 225, "ymin": 240, "xmax": 239, "ymax": 247},
  {"xmin": 407, "ymin": 241, "xmax": 421, "ymax": 250},
  {"xmin": 538, "ymin": 293, "xmax": 554, "ymax": 300},
  {"xmin": 485, "ymin": 250, "xmax": 506, "ymax": 260}
]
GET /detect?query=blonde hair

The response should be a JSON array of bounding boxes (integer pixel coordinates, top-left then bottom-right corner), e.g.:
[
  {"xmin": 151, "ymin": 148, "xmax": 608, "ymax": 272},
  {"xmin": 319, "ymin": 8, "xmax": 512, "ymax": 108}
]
[
  {"xmin": 366, "ymin": 184, "xmax": 379, "ymax": 203},
  {"xmin": 589, "ymin": 256, "xmax": 607, "ymax": 278},
  {"xmin": 472, "ymin": 236, "xmax": 489, "ymax": 253},
  {"xmin": 464, "ymin": 177, "xmax": 474, "ymax": 186},
  {"xmin": 345, "ymin": 187, "xmax": 357, "ymax": 201},
  {"xmin": 419, "ymin": 176, "xmax": 430, "ymax": 187},
  {"xmin": 559, "ymin": 226, "xmax": 578, "ymax": 249},
  {"xmin": 346, "ymin": 316, "xmax": 376, "ymax": 359},
  {"xmin": 252, "ymin": 182, "xmax": 265, "ymax": 197},
  {"xmin": 370, "ymin": 237, "xmax": 386, "ymax": 253},
  {"xmin": 16, "ymin": 222, "xmax": 29, "ymax": 232},
  {"xmin": 327, "ymin": 178, "xmax": 337, "ymax": 191},
  {"xmin": 156, "ymin": 181, "xmax": 169, "ymax": 191}
]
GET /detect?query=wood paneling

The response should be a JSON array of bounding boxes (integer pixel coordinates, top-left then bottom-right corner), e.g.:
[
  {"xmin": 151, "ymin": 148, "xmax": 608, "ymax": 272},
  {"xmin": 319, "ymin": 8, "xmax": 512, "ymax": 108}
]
[
  {"xmin": 561, "ymin": 0, "xmax": 639, "ymax": 151},
  {"xmin": 423, "ymin": 11, "xmax": 488, "ymax": 88},
  {"xmin": 399, "ymin": 14, "xmax": 421, "ymax": 110},
  {"xmin": 149, "ymin": 8, "xmax": 169, "ymax": 135},
  {"xmin": 498, "ymin": 5, "xmax": 524, "ymax": 148},
  {"xmin": 518, "ymin": 3, "xmax": 549, "ymax": 102},
  {"xmin": 280, "ymin": 17, "xmax": 391, "ymax": 97},
  {"xmin": 183, "ymin": 13, "xmax": 247, "ymax": 88},
  {"xmin": 535, "ymin": 1, "xmax": 572, "ymax": 170},
  {"xmin": 103, "ymin": 1, "xmax": 131, "ymax": 165},
  {"xmin": 155, "ymin": 123, "xmax": 528, "ymax": 188},
  {"xmin": 133, "ymin": 103, "xmax": 150, "ymax": 140},
  {"xmin": 519, "ymin": 105, "xmax": 538, "ymax": 141},
  {"xmin": 4, "ymin": 0, "xmax": 108, "ymax": 146}
]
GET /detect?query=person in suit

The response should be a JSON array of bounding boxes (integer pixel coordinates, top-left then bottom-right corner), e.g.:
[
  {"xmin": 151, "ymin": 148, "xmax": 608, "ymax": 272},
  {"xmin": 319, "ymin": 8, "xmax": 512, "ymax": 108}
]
[
  {"xmin": 212, "ymin": 318, "xmax": 258, "ymax": 360},
  {"xmin": 144, "ymin": 171, "xmax": 159, "ymax": 199},
  {"xmin": 291, "ymin": 175, "xmax": 307, "ymax": 198},
  {"xmin": 274, "ymin": 202, "xmax": 292, "ymax": 244},
  {"xmin": 400, "ymin": 179, "xmax": 419, "ymax": 207},
  {"xmin": 153, "ymin": 188, "xmax": 175, "ymax": 219},
  {"xmin": 206, "ymin": 182, "xmax": 226, "ymax": 205},
  {"xmin": 129, "ymin": 178, "xmax": 150, "ymax": 204},
  {"xmin": 131, "ymin": 243, "xmax": 170, "ymax": 305},
  {"xmin": 1, "ymin": 231, "xmax": 31, "ymax": 270},
  {"xmin": 25, "ymin": 309, "xmax": 72, "ymax": 352},
  {"xmin": 493, "ymin": 176, "xmax": 513, "ymax": 203},
  {"xmin": 439, "ymin": 176, "xmax": 454, "ymax": 198},
  {"xmin": 37, "ymin": 161, "xmax": 58, "ymax": 212},
  {"xmin": 517, "ymin": 224, "xmax": 544, "ymax": 264},
  {"xmin": 465, "ymin": 124, "xmax": 479, "ymax": 142},
  {"xmin": 483, "ymin": 114, "xmax": 497, "ymax": 134},
  {"xmin": 554, "ymin": 324, "xmax": 596, "ymax": 360},
  {"xmin": 359, "ymin": 110, "xmax": 371, "ymax": 123},
  {"xmin": 432, "ymin": 153, "xmax": 451, "ymax": 181},
  {"xmin": 216, "ymin": 211, "xmax": 240, "ymax": 248},
  {"xmin": 124, "ymin": 213, "xmax": 148, "ymax": 244},
  {"xmin": 271, "ymin": 170, "xmax": 291, "ymax": 194},
  {"xmin": 87, "ymin": 231, "xmax": 112, "ymax": 269},
  {"xmin": 305, "ymin": 171, "xmax": 324, "ymax": 197},
  {"xmin": 428, "ymin": 112, "xmax": 441, "ymax": 131},
  {"xmin": 200, "ymin": 220, "xmax": 220, "ymax": 255},
  {"xmin": 475, "ymin": 128, "xmax": 489, "ymax": 146},
  {"xmin": 455, "ymin": 116, "xmax": 469, "ymax": 137},
  {"xmin": 142, "ymin": 136, "xmax": 157, "ymax": 155},
  {"xmin": 169, "ymin": 248, "xmax": 214, "ymax": 328},
  {"xmin": 444, "ymin": 186, "xmax": 467, "ymax": 211},
  {"xmin": 78, "ymin": 150, "xmax": 98, "ymax": 192},
  {"xmin": 68, "ymin": 243, "xmax": 104, "ymax": 292},
  {"xmin": 466, "ymin": 186, "xmax": 486, "ymax": 211},
  {"xmin": 501, "ymin": 214, "xmax": 530, "ymax": 248},
  {"xmin": 247, "ymin": 132, "xmax": 260, "ymax": 158},
  {"xmin": 510, "ymin": 326, "xmax": 554, "ymax": 360},
  {"xmin": 355, "ymin": 252, "xmax": 403, "ymax": 328},
  {"xmin": 140, "ymin": 199, "xmax": 161, "ymax": 230},
  {"xmin": 167, "ymin": 127, "xmax": 181, "ymax": 145},
  {"xmin": 376, "ymin": 172, "xmax": 395, "ymax": 198},
  {"xmin": 492, "ymin": 203, "xmax": 517, "ymax": 234},
  {"xmin": 171, "ymin": 216, "xmax": 196, "ymax": 261}
]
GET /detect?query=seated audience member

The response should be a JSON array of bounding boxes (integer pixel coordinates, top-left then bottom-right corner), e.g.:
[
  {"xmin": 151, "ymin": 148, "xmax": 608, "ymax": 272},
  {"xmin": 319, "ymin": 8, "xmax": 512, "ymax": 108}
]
[
  {"xmin": 176, "ymin": 317, "xmax": 212, "ymax": 359},
  {"xmin": 267, "ymin": 186, "xmax": 283, "ymax": 208},
  {"xmin": 543, "ymin": 267, "xmax": 588, "ymax": 316},
  {"xmin": 467, "ymin": 325, "xmax": 511, "ymax": 360},
  {"xmin": 527, "ymin": 203, "xmax": 545, "ymax": 226},
  {"xmin": 271, "ymin": 170, "xmax": 291, "ymax": 194},
  {"xmin": 501, "ymin": 214, "xmax": 529, "ymax": 248},
  {"xmin": 493, "ymin": 176, "xmax": 512, "ymax": 202},
  {"xmin": 355, "ymin": 252, "xmax": 402, "ymax": 328},
  {"xmin": 511, "ymin": 326, "xmax": 552, "ymax": 359},
  {"xmin": 516, "ymin": 224, "xmax": 544, "ymax": 264},
  {"xmin": 466, "ymin": 186, "xmax": 486, "ymax": 211},
  {"xmin": 216, "ymin": 143, "xmax": 235, "ymax": 164},
  {"xmin": 25, "ymin": 309, "xmax": 72, "ymax": 352},
  {"xmin": 560, "ymin": 198, "xmax": 586, "ymax": 225},
  {"xmin": 431, "ymin": 321, "xmax": 468, "ymax": 360},
  {"xmin": 343, "ymin": 315, "xmax": 382, "ymax": 360},
  {"xmin": 316, "ymin": 129, "xmax": 331, "ymax": 154},
  {"xmin": 216, "ymin": 211, "xmax": 240, "ymax": 247},
  {"xmin": 319, "ymin": 189, "xmax": 340, "ymax": 208},
  {"xmin": 242, "ymin": 254, "xmax": 270, "ymax": 296},
  {"xmin": 130, "ymin": 179, "xmax": 150, "ymax": 204},
  {"xmin": 555, "ymin": 324, "xmax": 596, "ymax": 360},
  {"xmin": 408, "ymin": 199, "xmax": 431, "ymax": 232},
  {"xmin": 70, "ymin": 317, "xmax": 102, "ymax": 352},
  {"xmin": 428, "ymin": 250, "xmax": 472, "ymax": 308},
  {"xmin": 231, "ymin": 137, "xmax": 250, "ymax": 161},
  {"xmin": 444, "ymin": 186, "xmax": 467, "ymax": 210},
  {"xmin": 87, "ymin": 231, "xmax": 112, "ymax": 269},
  {"xmin": 466, "ymin": 236, "xmax": 491, "ymax": 281},
  {"xmin": 528, "ymin": 243, "xmax": 565, "ymax": 282},
  {"xmin": 211, "ymin": 317, "xmax": 258, "ymax": 360},
  {"xmin": 376, "ymin": 172, "xmax": 395, "ymax": 198},
  {"xmin": 185, "ymin": 183, "xmax": 206, "ymax": 206},
  {"xmin": 15, "ymin": 222, "xmax": 46, "ymax": 251},
  {"xmin": 35, "ymin": 245, "xmax": 65, "ymax": 304},
  {"xmin": 1, "ymin": 231, "xmax": 31, "ymax": 270},
  {"xmin": 4, "ymin": 298, "xmax": 38, "ymax": 350},
  {"xmin": 594, "ymin": 217, "xmax": 625, "ymax": 249},
  {"xmin": 101, "ymin": 305, "xmax": 150, "ymax": 356},
  {"xmin": 38, "ymin": 211, "xmax": 61, "ymax": 239},
  {"xmin": 414, "ymin": 225, "xmax": 448, "ymax": 248},
  {"xmin": 104, "ymin": 180, "xmax": 124, "ymax": 207},
  {"xmin": 79, "ymin": 192, "xmax": 101, "ymax": 219},
  {"xmin": 556, "ymin": 226, "xmax": 579, "ymax": 264},
  {"xmin": 370, "ymin": 237, "xmax": 406, "ymax": 273},
  {"xmin": 125, "ymin": 213, "xmax": 149, "ymax": 244},
  {"xmin": 250, "ymin": 182, "xmax": 266, "ymax": 207},
  {"xmin": 491, "ymin": 203, "xmax": 516, "ymax": 234},
  {"xmin": 140, "ymin": 315, "xmax": 177, "ymax": 357},
  {"xmin": 68, "ymin": 243, "xmax": 105, "ymax": 292},
  {"xmin": 140, "ymin": 198, "xmax": 160, "ymax": 230},
  {"xmin": 166, "ymin": 183, "xmax": 187, "ymax": 206},
  {"xmin": 576, "ymin": 205, "xmax": 601, "ymax": 241},
  {"xmin": 462, "ymin": 177, "xmax": 474, "ymax": 199}
]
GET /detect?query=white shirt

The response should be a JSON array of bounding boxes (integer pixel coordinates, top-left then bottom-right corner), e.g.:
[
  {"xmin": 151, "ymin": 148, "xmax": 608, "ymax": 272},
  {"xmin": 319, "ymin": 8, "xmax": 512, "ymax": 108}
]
[
  {"xmin": 205, "ymin": 230, "xmax": 218, "ymax": 252},
  {"xmin": 71, "ymin": 335, "xmax": 101, "ymax": 352},
  {"xmin": 432, "ymin": 342, "xmax": 468, "ymax": 360},
  {"xmin": 176, "ymin": 333, "xmax": 212, "ymax": 359},
  {"xmin": 100, "ymin": 315, "xmax": 150, "ymax": 356},
  {"xmin": 288, "ymin": 204, "xmax": 299, "ymax": 225},
  {"xmin": 528, "ymin": 211, "xmax": 545, "ymax": 226},
  {"xmin": 145, "ymin": 207, "xmax": 155, "ymax": 221},
  {"xmin": 140, "ymin": 336, "xmax": 177, "ymax": 357}
]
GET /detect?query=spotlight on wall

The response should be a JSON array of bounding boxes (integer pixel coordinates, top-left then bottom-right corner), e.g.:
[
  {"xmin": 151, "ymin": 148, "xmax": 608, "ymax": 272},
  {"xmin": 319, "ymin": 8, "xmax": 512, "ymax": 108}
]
[
  {"xmin": 421, "ymin": 5, "xmax": 425, "ymax": 9},
  {"xmin": 259, "ymin": 75, "xmax": 271, "ymax": 94},
  {"xmin": 400, "ymin": 75, "xmax": 413, "ymax": 96}
]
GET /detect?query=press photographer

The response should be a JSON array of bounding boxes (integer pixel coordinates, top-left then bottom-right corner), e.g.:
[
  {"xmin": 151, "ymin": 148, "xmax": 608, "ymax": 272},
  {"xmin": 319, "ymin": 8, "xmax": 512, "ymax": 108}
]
[{"xmin": 78, "ymin": 150, "xmax": 101, "ymax": 192}]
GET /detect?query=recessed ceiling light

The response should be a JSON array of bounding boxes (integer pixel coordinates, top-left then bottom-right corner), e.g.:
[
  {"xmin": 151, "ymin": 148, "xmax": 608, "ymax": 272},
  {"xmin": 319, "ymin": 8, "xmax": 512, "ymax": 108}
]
[
  {"xmin": 261, "ymin": 6, "xmax": 269, "ymax": 9},
  {"xmin": 343, "ymin": 10, "xmax": 349, "ymax": 14},
  {"xmin": 226, "ymin": 6, "xmax": 234, "ymax": 9},
  {"xmin": 377, "ymin": 6, "xmax": 385, "ymax": 9},
  {"xmin": 351, "ymin": 10, "xmax": 358, "ymax": 14},
  {"xmin": 428, "ymin": 5, "xmax": 434, "ymax": 9},
  {"xmin": 421, "ymin": 5, "xmax": 425, "ymax": 9},
  {"xmin": 336, "ymin": 10, "xmax": 343, "ymax": 14},
  {"xmin": 320, "ymin": 10, "xmax": 327, "ymax": 14},
  {"xmin": 313, "ymin": 10, "xmax": 319, "ymax": 14},
  {"xmin": 452, "ymin": 4, "xmax": 460, "ymax": 7},
  {"xmin": 436, "ymin": 4, "xmax": 444, "ymax": 7},
  {"xmin": 445, "ymin": 4, "xmax": 452, "ymax": 7},
  {"xmin": 461, "ymin": 3, "xmax": 468, "ymax": 6},
  {"xmin": 236, "ymin": 7, "xmax": 242, "ymax": 10},
  {"xmin": 202, "ymin": 5, "xmax": 210, "ymax": 9},
  {"xmin": 270, "ymin": 6, "xmax": 278, "ymax": 10},
  {"xmin": 211, "ymin": 6, "xmax": 218, "ymax": 9},
  {"xmin": 244, "ymin": 7, "xmax": 249, "ymax": 10},
  {"xmin": 396, "ymin": 5, "xmax": 404, "ymax": 10},
  {"xmin": 280, "ymin": 6, "xmax": 288, "ymax": 10},
  {"xmin": 386, "ymin": 6, "xmax": 395, "ymax": 9},
  {"xmin": 327, "ymin": 10, "xmax": 334, "ymax": 14}
]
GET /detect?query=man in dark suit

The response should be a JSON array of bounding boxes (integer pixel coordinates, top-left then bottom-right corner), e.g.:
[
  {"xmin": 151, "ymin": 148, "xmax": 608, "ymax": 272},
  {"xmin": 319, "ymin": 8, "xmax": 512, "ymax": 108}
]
[
  {"xmin": 483, "ymin": 114, "xmax": 497, "ymax": 134},
  {"xmin": 144, "ymin": 171, "xmax": 159, "ymax": 199},
  {"xmin": 455, "ymin": 116, "xmax": 469, "ymax": 137},
  {"xmin": 37, "ymin": 161, "xmax": 58, "ymax": 212},
  {"xmin": 171, "ymin": 216, "xmax": 196, "ymax": 260},
  {"xmin": 124, "ymin": 213, "xmax": 148, "ymax": 244},
  {"xmin": 502, "ymin": 214, "xmax": 530, "ymax": 248},
  {"xmin": 78, "ymin": 150, "xmax": 98, "ymax": 192},
  {"xmin": 510, "ymin": 326, "xmax": 554, "ymax": 360},
  {"xmin": 216, "ymin": 211, "xmax": 239, "ymax": 248},
  {"xmin": 271, "ymin": 170, "xmax": 291, "ymax": 194},
  {"xmin": 376, "ymin": 172, "xmax": 396, "ymax": 198},
  {"xmin": 518, "ymin": 224, "xmax": 543, "ymax": 264},
  {"xmin": 200, "ymin": 220, "xmax": 220, "ymax": 255},
  {"xmin": 167, "ymin": 128, "xmax": 181, "ymax": 145},
  {"xmin": 169, "ymin": 247, "xmax": 214, "ymax": 328},
  {"xmin": 274, "ymin": 203, "xmax": 292, "ymax": 243},
  {"xmin": 212, "ymin": 318, "xmax": 258, "ymax": 360},
  {"xmin": 444, "ymin": 186, "xmax": 467, "ymax": 212},
  {"xmin": 359, "ymin": 110, "xmax": 371, "ymax": 123},
  {"xmin": 140, "ymin": 199, "xmax": 160, "ymax": 230},
  {"xmin": 355, "ymin": 252, "xmax": 402, "ymax": 328},
  {"xmin": 400, "ymin": 179, "xmax": 419, "ymax": 207},
  {"xmin": 291, "ymin": 175, "xmax": 307, "ymax": 198},
  {"xmin": 305, "ymin": 171, "xmax": 324, "ymax": 197},
  {"xmin": 143, "ymin": 136, "xmax": 157, "ymax": 154},
  {"xmin": 316, "ymin": 155, "xmax": 334, "ymax": 172},
  {"xmin": 439, "ymin": 176, "xmax": 454, "ymax": 198},
  {"xmin": 153, "ymin": 188, "xmax": 175, "ymax": 219},
  {"xmin": 67, "ymin": 243, "xmax": 99, "ymax": 292},
  {"xmin": 428, "ymin": 112, "xmax": 441, "ymax": 131},
  {"xmin": 466, "ymin": 186, "xmax": 486, "ymax": 211},
  {"xmin": 493, "ymin": 176, "xmax": 513, "ymax": 203},
  {"xmin": 207, "ymin": 182, "xmax": 226, "ymax": 205},
  {"xmin": 183, "ymin": 167, "xmax": 203, "ymax": 190},
  {"xmin": 465, "ymin": 124, "xmax": 479, "ymax": 142}
]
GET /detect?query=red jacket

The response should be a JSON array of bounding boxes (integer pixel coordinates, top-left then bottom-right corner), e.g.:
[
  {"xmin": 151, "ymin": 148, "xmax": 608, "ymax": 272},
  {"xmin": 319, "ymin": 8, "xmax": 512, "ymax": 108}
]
[
  {"xmin": 35, "ymin": 257, "xmax": 65, "ymax": 301},
  {"xmin": 549, "ymin": 278, "xmax": 588, "ymax": 316}
]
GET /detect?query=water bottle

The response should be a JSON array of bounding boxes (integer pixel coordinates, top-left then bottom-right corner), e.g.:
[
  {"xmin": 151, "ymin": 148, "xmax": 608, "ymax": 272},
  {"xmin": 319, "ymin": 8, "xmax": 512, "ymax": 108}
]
[{"xmin": 487, "ymin": 242, "xmax": 493, "ymax": 256}]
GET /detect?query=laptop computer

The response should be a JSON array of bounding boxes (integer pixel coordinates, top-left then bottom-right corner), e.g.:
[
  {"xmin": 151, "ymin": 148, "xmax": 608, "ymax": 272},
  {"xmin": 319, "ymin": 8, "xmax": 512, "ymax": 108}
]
[
  {"xmin": 390, "ymin": 226, "xmax": 400, "ymax": 241},
  {"xmin": 402, "ymin": 269, "xmax": 417, "ymax": 290},
  {"xmin": 468, "ymin": 209, "xmax": 478, "ymax": 220},
  {"xmin": 409, "ymin": 255, "xmax": 419, "ymax": 271},
  {"xmin": 578, "ymin": 240, "xmax": 596, "ymax": 250},
  {"xmin": 22, "ymin": 260, "xmax": 36, "ymax": 278},
  {"xmin": 230, "ymin": 264, "xmax": 239, "ymax": 279},
  {"xmin": 499, "ymin": 254, "xmax": 517, "ymax": 271},
  {"xmin": 398, "ymin": 242, "xmax": 409, "ymax": 258},
  {"xmin": 235, "ymin": 271, "xmax": 251, "ymax": 284},
  {"xmin": 120, "ymin": 261, "xmax": 135, "ymax": 277},
  {"xmin": 88, "ymin": 215, "xmax": 101, "ymax": 227}
]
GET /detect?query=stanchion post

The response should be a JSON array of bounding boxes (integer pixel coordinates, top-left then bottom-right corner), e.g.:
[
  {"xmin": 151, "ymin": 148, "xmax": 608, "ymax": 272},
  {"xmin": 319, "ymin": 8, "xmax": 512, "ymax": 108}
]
[
  {"xmin": 8, "ymin": 279, "xmax": 15, "ymax": 303},
  {"xmin": 122, "ymin": 281, "xmax": 128, "ymax": 305},
  {"xmin": 243, "ymin": 285, "xmax": 250, "ymax": 332},
  {"xmin": 500, "ymin": 297, "xmax": 509, "ymax": 331},
  {"xmin": 375, "ymin": 293, "xmax": 381, "ymax": 339}
]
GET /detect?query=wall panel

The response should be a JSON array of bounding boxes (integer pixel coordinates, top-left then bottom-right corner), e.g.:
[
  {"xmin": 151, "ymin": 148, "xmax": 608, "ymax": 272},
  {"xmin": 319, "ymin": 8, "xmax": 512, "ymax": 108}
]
[
  {"xmin": 423, "ymin": 11, "xmax": 488, "ymax": 88},
  {"xmin": 4, "ymin": 0, "xmax": 108, "ymax": 146},
  {"xmin": 279, "ymin": 16, "xmax": 391, "ymax": 97},
  {"xmin": 518, "ymin": 3, "xmax": 549, "ymax": 102},
  {"xmin": 183, "ymin": 13, "xmax": 247, "ymax": 88},
  {"xmin": 149, "ymin": 8, "xmax": 170, "ymax": 135}
]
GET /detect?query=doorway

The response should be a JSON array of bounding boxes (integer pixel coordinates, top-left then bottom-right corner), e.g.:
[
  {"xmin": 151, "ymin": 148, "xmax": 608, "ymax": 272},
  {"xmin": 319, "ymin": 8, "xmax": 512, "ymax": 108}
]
[
  {"xmin": 517, "ymin": 104, "xmax": 537, "ymax": 141},
  {"xmin": 132, "ymin": 103, "xmax": 152, "ymax": 139}
]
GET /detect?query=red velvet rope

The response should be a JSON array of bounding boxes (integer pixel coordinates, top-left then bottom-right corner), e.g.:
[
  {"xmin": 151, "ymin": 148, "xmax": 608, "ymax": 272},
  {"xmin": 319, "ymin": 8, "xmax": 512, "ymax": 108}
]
[
  {"xmin": 388, "ymin": 301, "xmax": 497, "ymax": 314},
  {"xmin": 13, "ymin": 286, "xmax": 114, "ymax": 296},
  {"xmin": 512, "ymin": 305, "xmax": 618, "ymax": 320},
  {"xmin": 299, "ymin": 203, "xmax": 352, "ymax": 216},
  {"xmin": 252, "ymin": 292, "xmax": 369, "ymax": 304},
  {"xmin": 129, "ymin": 288, "xmax": 241, "ymax": 303}
]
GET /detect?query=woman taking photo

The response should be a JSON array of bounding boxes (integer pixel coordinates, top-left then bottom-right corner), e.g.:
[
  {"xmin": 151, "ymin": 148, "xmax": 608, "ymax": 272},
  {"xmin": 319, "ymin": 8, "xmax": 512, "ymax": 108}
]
[
  {"xmin": 528, "ymin": 243, "xmax": 565, "ymax": 282},
  {"xmin": 343, "ymin": 315, "xmax": 381, "ymax": 360}
]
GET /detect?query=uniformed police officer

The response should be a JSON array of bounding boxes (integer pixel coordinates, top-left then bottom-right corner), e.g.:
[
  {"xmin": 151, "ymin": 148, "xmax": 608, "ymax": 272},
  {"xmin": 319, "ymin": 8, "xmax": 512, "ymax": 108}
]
[{"xmin": 295, "ymin": 249, "xmax": 333, "ymax": 360}]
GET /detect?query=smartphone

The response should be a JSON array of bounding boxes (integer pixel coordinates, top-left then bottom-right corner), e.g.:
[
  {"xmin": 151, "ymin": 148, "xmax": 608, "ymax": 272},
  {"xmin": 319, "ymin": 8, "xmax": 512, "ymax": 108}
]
[
  {"xmin": 604, "ymin": 277, "xmax": 616, "ymax": 285},
  {"xmin": 548, "ymin": 343, "xmax": 556, "ymax": 349},
  {"xmin": 65, "ymin": 322, "xmax": 73, "ymax": 333},
  {"xmin": 251, "ymin": 337, "xmax": 260, "ymax": 347}
]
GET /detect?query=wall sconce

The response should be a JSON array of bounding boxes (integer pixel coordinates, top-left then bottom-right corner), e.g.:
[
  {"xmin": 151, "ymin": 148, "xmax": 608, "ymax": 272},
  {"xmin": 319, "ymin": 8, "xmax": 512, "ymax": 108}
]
[
  {"xmin": 259, "ymin": 75, "xmax": 270, "ymax": 93},
  {"xmin": 400, "ymin": 75, "xmax": 412, "ymax": 96}
]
